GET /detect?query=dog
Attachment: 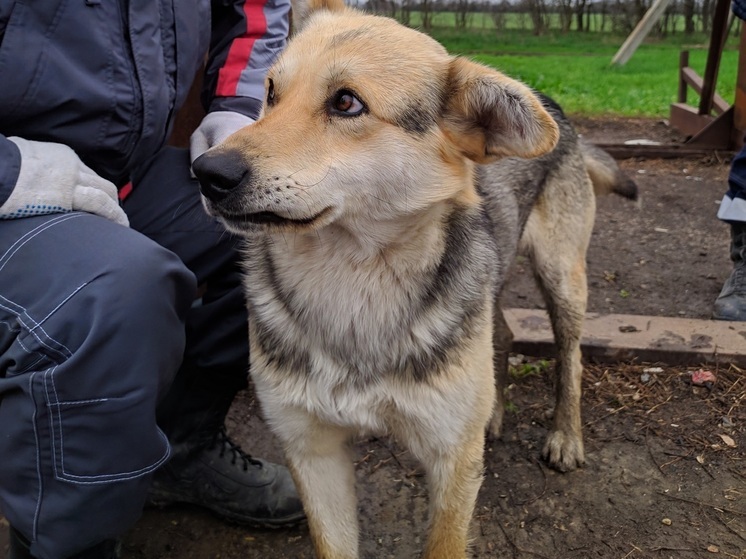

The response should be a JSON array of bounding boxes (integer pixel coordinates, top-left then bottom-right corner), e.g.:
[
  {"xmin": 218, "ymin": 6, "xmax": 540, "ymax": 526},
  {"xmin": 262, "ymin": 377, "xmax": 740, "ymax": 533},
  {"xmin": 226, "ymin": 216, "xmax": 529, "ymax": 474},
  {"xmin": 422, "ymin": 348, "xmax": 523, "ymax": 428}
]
[{"xmin": 192, "ymin": 1, "xmax": 636, "ymax": 556}]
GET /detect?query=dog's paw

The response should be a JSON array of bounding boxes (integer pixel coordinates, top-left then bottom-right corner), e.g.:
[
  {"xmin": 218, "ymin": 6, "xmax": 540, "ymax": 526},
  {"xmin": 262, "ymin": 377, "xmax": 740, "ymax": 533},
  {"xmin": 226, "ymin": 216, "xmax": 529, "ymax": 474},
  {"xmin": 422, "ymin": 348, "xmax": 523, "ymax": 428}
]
[
  {"xmin": 542, "ymin": 430, "xmax": 585, "ymax": 472},
  {"xmin": 486, "ymin": 408, "xmax": 504, "ymax": 440},
  {"xmin": 487, "ymin": 414, "xmax": 503, "ymax": 440}
]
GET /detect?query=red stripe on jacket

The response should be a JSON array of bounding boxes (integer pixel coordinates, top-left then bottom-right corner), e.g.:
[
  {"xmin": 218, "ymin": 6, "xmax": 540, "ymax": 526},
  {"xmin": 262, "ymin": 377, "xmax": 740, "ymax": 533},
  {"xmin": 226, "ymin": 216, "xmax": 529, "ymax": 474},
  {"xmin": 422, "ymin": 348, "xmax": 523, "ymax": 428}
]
[{"xmin": 216, "ymin": 0, "xmax": 269, "ymax": 97}]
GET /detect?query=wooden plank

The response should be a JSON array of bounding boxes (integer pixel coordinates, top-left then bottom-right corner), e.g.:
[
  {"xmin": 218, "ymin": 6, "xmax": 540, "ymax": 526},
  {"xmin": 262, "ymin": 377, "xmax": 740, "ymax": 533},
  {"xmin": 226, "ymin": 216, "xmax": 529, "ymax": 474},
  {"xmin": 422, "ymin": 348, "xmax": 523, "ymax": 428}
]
[
  {"xmin": 611, "ymin": 0, "xmax": 673, "ymax": 66},
  {"xmin": 504, "ymin": 309, "xmax": 746, "ymax": 367},
  {"xmin": 680, "ymin": 68, "xmax": 729, "ymax": 114},
  {"xmin": 699, "ymin": 0, "xmax": 731, "ymax": 116},
  {"xmin": 733, "ymin": 25, "xmax": 746, "ymax": 147},
  {"xmin": 595, "ymin": 142, "xmax": 730, "ymax": 159},
  {"xmin": 686, "ymin": 105, "xmax": 734, "ymax": 148},
  {"xmin": 670, "ymin": 102, "xmax": 714, "ymax": 137}
]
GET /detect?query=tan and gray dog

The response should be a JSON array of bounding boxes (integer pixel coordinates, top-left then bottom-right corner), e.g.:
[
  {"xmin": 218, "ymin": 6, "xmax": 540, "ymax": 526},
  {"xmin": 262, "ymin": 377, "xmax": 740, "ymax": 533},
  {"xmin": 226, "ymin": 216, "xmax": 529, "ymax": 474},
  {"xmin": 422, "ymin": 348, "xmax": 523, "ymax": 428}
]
[{"xmin": 193, "ymin": 1, "xmax": 636, "ymax": 557}]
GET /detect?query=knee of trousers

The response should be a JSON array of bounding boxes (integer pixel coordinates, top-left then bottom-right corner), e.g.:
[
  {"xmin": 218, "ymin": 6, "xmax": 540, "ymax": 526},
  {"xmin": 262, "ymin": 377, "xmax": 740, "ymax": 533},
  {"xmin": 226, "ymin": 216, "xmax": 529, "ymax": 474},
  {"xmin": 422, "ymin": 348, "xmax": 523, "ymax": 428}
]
[
  {"xmin": 32, "ymin": 229, "xmax": 198, "ymax": 400},
  {"xmin": 0, "ymin": 217, "xmax": 197, "ymax": 558}
]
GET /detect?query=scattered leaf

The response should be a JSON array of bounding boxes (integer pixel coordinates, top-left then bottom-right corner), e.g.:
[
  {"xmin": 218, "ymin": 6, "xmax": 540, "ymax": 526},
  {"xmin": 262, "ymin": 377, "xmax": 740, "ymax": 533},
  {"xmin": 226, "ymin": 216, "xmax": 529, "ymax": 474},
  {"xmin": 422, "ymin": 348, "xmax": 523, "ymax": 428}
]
[{"xmin": 718, "ymin": 434, "xmax": 736, "ymax": 448}]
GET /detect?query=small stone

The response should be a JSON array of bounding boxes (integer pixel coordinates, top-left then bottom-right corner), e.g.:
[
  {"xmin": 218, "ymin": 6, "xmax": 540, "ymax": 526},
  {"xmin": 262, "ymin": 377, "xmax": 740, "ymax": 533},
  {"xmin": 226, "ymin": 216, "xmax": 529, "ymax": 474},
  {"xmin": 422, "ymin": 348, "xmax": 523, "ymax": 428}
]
[{"xmin": 661, "ymin": 518, "xmax": 672, "ymax": 525}]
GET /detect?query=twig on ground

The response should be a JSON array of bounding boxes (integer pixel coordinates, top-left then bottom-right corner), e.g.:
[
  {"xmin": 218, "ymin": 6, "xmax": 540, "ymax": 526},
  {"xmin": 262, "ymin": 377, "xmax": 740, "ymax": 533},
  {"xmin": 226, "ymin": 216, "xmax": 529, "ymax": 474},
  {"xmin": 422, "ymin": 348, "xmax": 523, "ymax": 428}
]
[
  {"xmin": 657, "ymin": 492, "xmax": 746, "ymax": 516},
  {"xmin": 510, "ymin": 459, "xmax": 547, "ymax": 506}
]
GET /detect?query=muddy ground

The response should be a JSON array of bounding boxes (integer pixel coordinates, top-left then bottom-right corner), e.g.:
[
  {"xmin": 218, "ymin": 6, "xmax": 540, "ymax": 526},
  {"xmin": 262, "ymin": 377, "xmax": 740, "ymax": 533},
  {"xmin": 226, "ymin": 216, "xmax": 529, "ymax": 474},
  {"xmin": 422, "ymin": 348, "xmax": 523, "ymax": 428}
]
[{"xmin": 1, "ymin": 118, "xmax": 744, "ymax": 558}]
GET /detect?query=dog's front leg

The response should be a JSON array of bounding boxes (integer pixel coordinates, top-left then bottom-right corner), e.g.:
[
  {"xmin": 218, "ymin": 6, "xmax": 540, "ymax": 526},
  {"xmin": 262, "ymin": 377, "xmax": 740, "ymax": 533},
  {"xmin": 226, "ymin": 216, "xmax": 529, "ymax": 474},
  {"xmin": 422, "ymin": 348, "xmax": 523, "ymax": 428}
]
[
  {"xmin": 281, "ymin": 417, "xmax": 359, "ymax": 559},
  {"xmin": 409, "ymin": 428, "xmax": 486, "ymax": 559}
]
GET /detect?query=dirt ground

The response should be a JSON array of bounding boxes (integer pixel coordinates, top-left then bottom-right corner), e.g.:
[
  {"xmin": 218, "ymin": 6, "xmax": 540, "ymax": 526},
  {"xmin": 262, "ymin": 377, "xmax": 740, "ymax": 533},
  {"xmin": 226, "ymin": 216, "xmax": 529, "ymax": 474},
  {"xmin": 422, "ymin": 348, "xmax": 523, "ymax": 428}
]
[{"xmin": 1, "ymin": 117, "xmax": 744, "ymax": 559}]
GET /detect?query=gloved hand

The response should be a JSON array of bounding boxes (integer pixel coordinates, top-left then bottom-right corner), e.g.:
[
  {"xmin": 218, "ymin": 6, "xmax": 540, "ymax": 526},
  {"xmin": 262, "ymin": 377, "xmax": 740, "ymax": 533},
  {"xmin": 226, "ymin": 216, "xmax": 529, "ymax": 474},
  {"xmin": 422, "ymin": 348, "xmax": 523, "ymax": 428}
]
[
  {"xmin": 0, "ymin": 137, "xmax": 129, "ymax": 226},
  {"xmin": 189, "ymin": 111, "xmax": 255, "ymax": 164}
]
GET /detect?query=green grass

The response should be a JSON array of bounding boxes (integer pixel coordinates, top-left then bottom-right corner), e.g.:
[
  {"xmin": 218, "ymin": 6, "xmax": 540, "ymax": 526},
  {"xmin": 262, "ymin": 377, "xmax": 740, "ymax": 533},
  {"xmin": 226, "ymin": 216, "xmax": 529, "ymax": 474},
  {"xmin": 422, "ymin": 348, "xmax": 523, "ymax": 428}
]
[{"xmin": 399, "ymin": 17, "xmax": 740, "ymax": 117}]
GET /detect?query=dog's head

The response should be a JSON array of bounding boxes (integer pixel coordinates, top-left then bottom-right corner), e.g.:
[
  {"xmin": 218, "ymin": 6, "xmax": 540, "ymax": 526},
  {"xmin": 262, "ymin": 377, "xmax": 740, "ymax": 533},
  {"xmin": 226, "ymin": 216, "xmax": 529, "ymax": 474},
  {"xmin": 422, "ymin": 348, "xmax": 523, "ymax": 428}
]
[{"xmin": 193, "ymin": 0, "xmax": 559, "ymax": 236}]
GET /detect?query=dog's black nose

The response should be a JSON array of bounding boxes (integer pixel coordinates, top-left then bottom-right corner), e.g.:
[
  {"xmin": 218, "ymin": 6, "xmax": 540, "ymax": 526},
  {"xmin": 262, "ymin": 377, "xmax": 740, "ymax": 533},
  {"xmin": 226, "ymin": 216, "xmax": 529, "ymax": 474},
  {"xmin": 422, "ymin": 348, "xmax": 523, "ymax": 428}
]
[{"xmin": 192, "ymin": 150, "xmax": 249, "ymax": 202}]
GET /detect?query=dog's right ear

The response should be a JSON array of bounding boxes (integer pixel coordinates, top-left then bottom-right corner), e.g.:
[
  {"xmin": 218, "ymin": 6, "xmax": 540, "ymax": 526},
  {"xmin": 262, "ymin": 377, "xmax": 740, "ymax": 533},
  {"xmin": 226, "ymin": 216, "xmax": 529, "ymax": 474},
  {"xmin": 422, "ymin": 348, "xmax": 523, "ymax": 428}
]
[
  {"xmin": 291, "ymin": 0, "xmax": 346, "ymax": 33},
  {"xmin": 441, "ymin": 57, "xmax": 559, "ymax": 164}
]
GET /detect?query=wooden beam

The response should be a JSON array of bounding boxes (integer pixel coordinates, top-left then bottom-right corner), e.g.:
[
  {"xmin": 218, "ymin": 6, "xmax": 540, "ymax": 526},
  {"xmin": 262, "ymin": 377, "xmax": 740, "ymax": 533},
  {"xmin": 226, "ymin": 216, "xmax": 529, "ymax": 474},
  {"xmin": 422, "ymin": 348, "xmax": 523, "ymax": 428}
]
[
  {"xmin": 686, "ymin": 105, "xmax": 735, "ymax": 148},
  {"xmin": 611, "ymin": 0, "xmax": 673, "ymax": 66},
  {"xmin": 733, "ymin": 24, "xmax": 746, "ymax": 147},
  {"xmin": 670, "ymin": 102, "xmax": 714, "ymax": 137},
  {"xmin": 680, "ymin": 68, "xmax": 730, "ymax": 114},
  {"xmin": 698, "ymin": 0, "xmax": 731, "ymax": 115},
  {"xmin": 594, "ymin": 142, "xmax": 731, "ymax": 159}
]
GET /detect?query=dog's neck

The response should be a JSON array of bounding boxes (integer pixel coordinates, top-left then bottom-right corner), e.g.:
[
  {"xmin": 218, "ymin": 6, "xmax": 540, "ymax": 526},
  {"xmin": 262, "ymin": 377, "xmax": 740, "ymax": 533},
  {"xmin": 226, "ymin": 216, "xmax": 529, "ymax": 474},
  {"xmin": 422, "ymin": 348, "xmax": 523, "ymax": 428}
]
[{"xmin": 246, "ymin": 195, "xmax": 494, "ymax": 385}]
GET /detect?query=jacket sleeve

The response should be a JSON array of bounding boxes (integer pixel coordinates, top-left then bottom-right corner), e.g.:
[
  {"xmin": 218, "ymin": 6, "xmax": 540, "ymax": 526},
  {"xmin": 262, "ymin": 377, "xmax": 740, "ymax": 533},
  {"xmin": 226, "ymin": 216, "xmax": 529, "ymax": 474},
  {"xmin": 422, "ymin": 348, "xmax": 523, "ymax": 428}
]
[
  {"xmin": 734, "ymin": 0, "xmax": 746, "ymax": 21},
  {"xmin": 204, "ymin": 0, "xmax": 291, "ymax": 120},
  {"xmin": 0, "ymin": 135, "xmax": 22, "ymax": 207}
]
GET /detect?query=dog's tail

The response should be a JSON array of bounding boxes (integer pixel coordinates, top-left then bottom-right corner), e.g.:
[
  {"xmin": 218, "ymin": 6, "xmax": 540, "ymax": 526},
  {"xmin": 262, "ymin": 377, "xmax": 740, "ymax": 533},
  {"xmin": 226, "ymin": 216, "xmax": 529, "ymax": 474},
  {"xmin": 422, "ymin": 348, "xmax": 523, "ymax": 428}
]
[{"xmin": 580, "ymin": 138, "xmax": 638, "ymax": 201}]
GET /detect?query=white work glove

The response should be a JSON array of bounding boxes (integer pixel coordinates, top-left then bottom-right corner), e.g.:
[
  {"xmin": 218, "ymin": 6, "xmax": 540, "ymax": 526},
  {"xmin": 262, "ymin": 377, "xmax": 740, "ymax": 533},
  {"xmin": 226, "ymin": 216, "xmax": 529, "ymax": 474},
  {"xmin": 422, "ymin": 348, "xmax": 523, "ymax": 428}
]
[
  {"xmin": 0, "ymin": 137, "xmax": 129, "ymax": 226},
  {"xmin": 189, "ymin": 111, "xmax": 255, "ymax": 164}
]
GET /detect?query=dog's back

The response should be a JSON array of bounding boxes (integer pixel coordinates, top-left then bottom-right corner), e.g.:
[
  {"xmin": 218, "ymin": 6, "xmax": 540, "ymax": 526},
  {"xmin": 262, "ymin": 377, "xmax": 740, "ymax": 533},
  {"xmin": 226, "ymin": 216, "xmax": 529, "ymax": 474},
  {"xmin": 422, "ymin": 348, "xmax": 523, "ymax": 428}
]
[{"xmin": 478, "ymin": 95, "xmax": 637, "ymax": 290}]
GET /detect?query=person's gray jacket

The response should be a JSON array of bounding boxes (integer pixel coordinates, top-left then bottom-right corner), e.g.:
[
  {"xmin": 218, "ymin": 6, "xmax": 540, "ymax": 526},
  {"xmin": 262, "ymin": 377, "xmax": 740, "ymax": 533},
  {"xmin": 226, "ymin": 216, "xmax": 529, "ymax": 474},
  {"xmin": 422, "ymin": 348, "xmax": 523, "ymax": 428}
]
[{"xmin": 0, "ymin": 0, "xmax": 289, "ymax": 191}]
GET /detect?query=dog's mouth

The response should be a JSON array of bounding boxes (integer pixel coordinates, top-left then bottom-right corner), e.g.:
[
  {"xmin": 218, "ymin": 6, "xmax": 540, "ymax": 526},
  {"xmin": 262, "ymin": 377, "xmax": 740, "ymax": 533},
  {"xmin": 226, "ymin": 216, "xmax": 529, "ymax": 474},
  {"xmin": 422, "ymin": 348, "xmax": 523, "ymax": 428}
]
[{"xmin": 220, "ymin": 207, "xmax": 332, "ymax": 229}]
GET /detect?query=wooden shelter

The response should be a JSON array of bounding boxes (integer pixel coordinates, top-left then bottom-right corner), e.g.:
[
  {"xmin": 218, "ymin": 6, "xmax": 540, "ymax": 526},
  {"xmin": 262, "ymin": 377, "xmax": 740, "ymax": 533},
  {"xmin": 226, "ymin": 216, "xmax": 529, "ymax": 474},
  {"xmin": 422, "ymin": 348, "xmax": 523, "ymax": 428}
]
[{"xmin": 670, "ymin": 0, "xmax": 746, "ymax": 150}]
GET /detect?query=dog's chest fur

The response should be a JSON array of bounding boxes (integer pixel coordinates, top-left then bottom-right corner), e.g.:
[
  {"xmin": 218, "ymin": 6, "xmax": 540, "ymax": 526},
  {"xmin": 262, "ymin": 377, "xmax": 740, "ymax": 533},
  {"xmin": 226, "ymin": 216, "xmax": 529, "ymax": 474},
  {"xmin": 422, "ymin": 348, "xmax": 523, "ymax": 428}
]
[{"xmin": 242, "ymin": 203, "xmax": 500, "ymax": 430}]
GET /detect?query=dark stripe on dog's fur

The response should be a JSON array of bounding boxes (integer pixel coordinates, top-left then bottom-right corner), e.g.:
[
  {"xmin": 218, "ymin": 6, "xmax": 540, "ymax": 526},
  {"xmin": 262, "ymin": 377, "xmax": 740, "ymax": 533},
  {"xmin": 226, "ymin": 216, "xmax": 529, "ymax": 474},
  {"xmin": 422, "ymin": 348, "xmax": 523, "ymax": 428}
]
[
  {"xmin": 402, "ymin": 204, "xmax": 496, "ymax": 381},
  {"xmin": 249, "ymin": 239, "xmax": 313, "ymax": 375},
  {"xmin": 394, "ymin": 82, "xmax": 444, "ymax": 135},
  {"xmin": 395, "ymin": 104, "xmax": 436, "ymax": 134}
]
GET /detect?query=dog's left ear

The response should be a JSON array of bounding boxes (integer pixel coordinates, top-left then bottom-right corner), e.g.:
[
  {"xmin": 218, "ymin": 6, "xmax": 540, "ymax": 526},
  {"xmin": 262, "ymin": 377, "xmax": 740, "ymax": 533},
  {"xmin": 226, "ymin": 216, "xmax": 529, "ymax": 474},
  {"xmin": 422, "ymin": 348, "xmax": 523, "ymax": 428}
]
[
  {"xmin": 291, "ymin": 0, "xmax": 346, "ymax": 34},
  {"xmin": 442, "ymin": 57, "xmax": 559, "ymax": 163}
]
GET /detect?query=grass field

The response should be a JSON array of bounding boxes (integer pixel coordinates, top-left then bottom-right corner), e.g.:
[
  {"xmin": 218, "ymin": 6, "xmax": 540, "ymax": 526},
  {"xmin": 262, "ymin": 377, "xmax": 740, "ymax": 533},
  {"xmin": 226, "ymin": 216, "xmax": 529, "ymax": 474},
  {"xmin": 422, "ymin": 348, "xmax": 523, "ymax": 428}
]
[{"xmin": 396, "ymin": 13, "xmax": 740, "ymax": 117}]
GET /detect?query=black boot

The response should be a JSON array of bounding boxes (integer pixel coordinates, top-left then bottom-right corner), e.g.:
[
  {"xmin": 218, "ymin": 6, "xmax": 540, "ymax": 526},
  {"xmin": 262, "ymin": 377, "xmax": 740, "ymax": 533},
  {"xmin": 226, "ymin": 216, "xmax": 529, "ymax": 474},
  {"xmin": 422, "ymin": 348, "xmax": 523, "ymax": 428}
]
[
  {"xmin": 147, "ymin": 426, "xmax": 305, "ymax": 527},
  {"xmin": 713, "ymin": 222, "xmax": 746, "ymax": 321},
  {"xmin": 150, "ymin": 365, "xmax": 304, "ymax": 527},
  {"xmin": 7, "ymin": 527, "xmax": 120, "ymax": 559}
]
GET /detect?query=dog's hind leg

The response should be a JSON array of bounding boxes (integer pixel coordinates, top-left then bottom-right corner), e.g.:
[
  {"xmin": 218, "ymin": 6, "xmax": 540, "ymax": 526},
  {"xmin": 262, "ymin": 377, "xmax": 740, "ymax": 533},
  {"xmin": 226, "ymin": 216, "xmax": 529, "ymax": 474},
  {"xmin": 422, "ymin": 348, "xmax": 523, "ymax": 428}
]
[
  {"xmin": 488, "ymin": 299, "xmax": 513, "ymax": 439},
  {"xmin": 522, "ymin": 186, "xmax": 593, "ymax": 472},
  {"xmin": 279, "ymin": 418, "xmax": 358, "ymax": 559}
]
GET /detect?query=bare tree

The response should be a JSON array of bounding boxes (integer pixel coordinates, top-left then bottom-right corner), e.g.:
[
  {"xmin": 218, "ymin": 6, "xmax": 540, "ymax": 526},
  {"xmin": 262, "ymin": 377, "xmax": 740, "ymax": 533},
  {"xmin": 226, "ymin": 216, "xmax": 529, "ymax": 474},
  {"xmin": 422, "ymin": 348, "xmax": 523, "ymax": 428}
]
[
  {"xmin": 574, "ymin": 0, "xmax": 589, "ymax": 30},
  {"xmin": 454, "ymin": 0, "xmax": 470, "ymax": 29},
  {"xmin": 399, "ymin": 0, "xmax": 413, "ymax": 26},
  {"xmin": 490, "ymin": 0, "xmax": 510, "ymax": 31},
  {"xmin": 420, "ymin": 0, "xmax": 433, "ymax": 31},
  {"xmin": 522, "ymin": 0, "xmax": 549, "ymax": 34},
  {"xmin": 702, "ymin": 0, "xmax": 716, "ymax": 33}
]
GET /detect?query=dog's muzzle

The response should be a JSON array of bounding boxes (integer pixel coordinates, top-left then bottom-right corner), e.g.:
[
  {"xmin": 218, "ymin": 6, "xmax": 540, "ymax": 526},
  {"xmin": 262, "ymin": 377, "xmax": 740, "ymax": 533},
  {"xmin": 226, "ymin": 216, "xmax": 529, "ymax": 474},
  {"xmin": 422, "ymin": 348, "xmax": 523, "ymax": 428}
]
[{"xmin": 192, "ymin": 149, "xmax": 250, "ymax": 202}]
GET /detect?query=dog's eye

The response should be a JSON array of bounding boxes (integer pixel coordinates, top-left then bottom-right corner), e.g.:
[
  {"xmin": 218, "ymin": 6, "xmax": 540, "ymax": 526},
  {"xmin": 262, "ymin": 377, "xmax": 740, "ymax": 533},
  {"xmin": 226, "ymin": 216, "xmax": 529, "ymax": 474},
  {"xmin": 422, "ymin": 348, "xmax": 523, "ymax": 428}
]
[
  {"xmin": 267, "ymin": 79, "xmax": 276, "ymax": 105},
  {"xmin": 330, "ymin": 90, "xmax": 365, "ymax": 116}
]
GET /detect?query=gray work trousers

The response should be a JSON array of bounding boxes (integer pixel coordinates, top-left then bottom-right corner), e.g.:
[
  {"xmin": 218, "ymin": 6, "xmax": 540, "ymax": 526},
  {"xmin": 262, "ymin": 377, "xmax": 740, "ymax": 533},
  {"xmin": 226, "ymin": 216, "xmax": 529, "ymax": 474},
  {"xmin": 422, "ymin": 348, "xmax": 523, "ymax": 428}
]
[{"xmin": 0, "ymin": 147, "xmax": 249, "ymax": 559}]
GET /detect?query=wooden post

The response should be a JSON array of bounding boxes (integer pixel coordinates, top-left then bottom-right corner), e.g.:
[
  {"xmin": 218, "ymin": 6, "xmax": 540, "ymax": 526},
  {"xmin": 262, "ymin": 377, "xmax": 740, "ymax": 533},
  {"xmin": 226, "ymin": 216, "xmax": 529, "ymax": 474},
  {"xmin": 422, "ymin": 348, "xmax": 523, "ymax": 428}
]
[
  {"xmin": 733, "ymin": 23, "xmax": 746, "ymax": 147},
  {"xmin": 611, "ymin": 0, "xmax": 673, "ymax": 66},
  {"xmin": 699, "ymin": 0, "xmax": 731, "ymax": 115}
]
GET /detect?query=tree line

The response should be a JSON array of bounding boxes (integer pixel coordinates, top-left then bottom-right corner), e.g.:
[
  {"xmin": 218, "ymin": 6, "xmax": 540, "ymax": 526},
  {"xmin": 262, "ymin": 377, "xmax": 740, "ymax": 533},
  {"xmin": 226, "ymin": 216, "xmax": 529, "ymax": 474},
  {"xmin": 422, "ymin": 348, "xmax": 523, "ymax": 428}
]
[{"xmin": 361, "ymin": 0, "xmax": 740, "ymax": 36}]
